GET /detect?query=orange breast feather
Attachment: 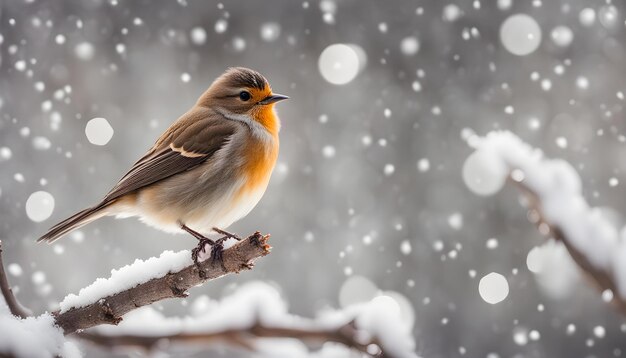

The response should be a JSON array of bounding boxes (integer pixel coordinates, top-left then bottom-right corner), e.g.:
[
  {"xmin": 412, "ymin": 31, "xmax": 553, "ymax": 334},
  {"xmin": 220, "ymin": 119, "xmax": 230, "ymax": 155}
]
[{"xmin": 238, "ymin": 105, "xmax": 280, "ymax": 196}]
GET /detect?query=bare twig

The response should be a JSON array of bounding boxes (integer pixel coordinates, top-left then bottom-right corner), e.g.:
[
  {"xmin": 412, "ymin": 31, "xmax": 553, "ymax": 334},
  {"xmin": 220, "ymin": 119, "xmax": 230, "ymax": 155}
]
[
  {"xmin": 0, "ymin": 240, "xmax": 32, "ymax": 318},
  {"xmin": 78, "ymin": 320, "xmax": 384, "ymax": 357},
  {"xmin": 54, "ymin": 232, "xmax": 271, "ymax": 334},
  {"xmin": 510, "ymin": 177, "xmax": 626, "ymax": 315}
]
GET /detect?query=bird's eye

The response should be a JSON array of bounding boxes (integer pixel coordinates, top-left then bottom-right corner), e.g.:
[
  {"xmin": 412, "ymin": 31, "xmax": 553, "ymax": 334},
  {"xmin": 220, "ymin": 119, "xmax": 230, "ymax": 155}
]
[{"xmin": 239, "ymin": 91, "xmax": 251, "ymax": 101}]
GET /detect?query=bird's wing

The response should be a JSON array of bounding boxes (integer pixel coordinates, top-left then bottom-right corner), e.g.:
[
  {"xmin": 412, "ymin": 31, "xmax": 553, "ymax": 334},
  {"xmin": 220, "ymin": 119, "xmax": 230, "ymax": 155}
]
[{"xmin": 102, "ymin": 112, "xmax": 238, "ymax": 203}]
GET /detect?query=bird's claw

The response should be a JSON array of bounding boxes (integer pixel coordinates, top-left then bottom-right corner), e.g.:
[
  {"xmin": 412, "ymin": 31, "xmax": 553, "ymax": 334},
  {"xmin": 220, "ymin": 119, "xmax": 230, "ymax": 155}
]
[
  {"xmin": 191, "ymin": 238, "xmax": 215, "ymax": 264},
  {"xmin": 210, "ymin": 239, "xmax": 225, "ymax": 263},
  {"xmin": 185, "ymin": 226, "xmax": 238, "ymax": 265}
]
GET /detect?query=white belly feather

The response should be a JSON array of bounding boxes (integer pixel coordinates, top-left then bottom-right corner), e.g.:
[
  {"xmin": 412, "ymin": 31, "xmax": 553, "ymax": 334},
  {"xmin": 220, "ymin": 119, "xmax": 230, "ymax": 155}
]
[{"xmin": 122, "ymin": 174, "xmax": 269, "ymax": 235}]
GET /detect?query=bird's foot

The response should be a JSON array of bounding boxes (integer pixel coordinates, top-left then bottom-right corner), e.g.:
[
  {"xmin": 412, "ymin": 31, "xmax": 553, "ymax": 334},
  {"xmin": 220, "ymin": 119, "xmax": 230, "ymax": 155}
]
[
  {"xmin": 212, "ymin": 227, "xmax": 242, "ymax": 241},
  {"xmin": 180, "ymin": 223, "xmax": 239, "ymax": 264},
  {"xmin": 191, "ymin": 238, "xmax": 215, "ymax": 264},
  {"xmin": 209, "ymin": 239, "xmax": 225, "ymax": 263},
  {"xmin": 180, "ymin": 222, "xmax": 219, "ymax": 264},
  {"xmin": 180, "ymin": 222, "xmax": 216, "ymax": 243}
]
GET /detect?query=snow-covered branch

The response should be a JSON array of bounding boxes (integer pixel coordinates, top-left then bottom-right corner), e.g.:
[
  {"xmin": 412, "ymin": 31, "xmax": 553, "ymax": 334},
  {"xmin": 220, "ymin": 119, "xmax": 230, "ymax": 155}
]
[
  {"xmin": 464, "ymin": 130, "xmax": 626, "ymax": 314},
  {"xmin": 77, "ymin": 282, "xmax": 419, "ymax": 358},
  {"xmin": 78, "ymin": 323, "xmax": 369, "ymax": 353},
  {"xmin": 55, "ymin": 232, "xmax": 271, "ymax": 334},
  {"xmin": 1, "ymin": 234, "xmax": 419, "ymax": 358},
  {"xmin": 0, "ymin": 241, "xmax": 79, "ymax": 358}
]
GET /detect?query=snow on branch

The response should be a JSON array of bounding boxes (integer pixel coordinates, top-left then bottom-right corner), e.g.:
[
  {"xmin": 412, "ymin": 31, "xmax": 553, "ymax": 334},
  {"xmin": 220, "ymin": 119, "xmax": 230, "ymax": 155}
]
[
  {"xmin": 55, "ymin": 232, "xmax": 271, "ymax": 334},
  {"xmin": 463, "ymin": 130, "xmax": 626, "ymax": 314},
  {"xmin": 0, "ymin": 235, "xmax": 420, "ymax": 358},
  {"xmin": 0, "ymin": 241, "xmax": 79, "ymax": 358},
  {"xmin": 77, "ymin": 282, "xmax": 419, "ymax": 358}
]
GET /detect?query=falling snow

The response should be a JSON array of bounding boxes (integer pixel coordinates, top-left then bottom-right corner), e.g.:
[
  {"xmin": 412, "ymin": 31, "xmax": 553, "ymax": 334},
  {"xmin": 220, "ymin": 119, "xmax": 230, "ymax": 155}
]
[{"xmin": 0, "ymin": 2, "xmax": 624, "ymax": 357}]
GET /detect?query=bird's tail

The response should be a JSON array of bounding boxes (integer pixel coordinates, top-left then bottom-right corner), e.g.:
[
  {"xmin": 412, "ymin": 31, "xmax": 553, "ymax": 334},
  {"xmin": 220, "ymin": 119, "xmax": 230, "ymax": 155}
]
[{"xmin": 37, "ymin": 202, "xmax": 112, "ymax": 243}]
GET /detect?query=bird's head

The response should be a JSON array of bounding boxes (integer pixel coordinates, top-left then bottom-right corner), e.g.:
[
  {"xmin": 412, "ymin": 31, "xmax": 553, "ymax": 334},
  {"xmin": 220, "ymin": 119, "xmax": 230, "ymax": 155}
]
[{"xmin": 198, "ymin": 67, "xmax": 288, "ymax": 135}]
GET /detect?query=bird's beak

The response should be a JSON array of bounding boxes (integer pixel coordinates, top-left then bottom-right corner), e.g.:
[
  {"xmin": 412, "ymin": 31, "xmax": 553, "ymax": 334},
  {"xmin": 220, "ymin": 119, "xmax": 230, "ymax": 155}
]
[{"xmin": 258, "ymin": 93, "xmax": 289, "ymax": 105}]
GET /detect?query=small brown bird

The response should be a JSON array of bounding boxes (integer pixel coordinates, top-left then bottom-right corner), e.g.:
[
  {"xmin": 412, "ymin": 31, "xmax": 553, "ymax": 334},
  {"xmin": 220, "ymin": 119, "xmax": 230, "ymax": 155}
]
[{"xmin": 39, "ymin": 67, "xmax": 288, "ymax": 261}]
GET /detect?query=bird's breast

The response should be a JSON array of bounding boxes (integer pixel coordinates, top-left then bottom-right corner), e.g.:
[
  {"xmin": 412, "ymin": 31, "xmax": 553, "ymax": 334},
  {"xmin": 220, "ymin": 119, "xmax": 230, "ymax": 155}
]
[{"xmin": 237, "ymin": 133, "xmax": 279, "ymax": 199}]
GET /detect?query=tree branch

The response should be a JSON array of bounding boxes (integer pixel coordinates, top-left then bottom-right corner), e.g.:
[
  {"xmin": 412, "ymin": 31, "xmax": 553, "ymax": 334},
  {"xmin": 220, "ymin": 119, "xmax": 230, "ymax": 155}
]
[
  {"xmin": 1, "ymin": 232, "xmax": 415, "ymax": 357},
  {"xmin": 78, "ymin": 320, "xmax": 384, "ymax": 357},
  {"xmin": 510, "ymin": 177, "xmax": 626, "ymax": 315},
  {"xmin": 54, "ymin": 232, "xmax": 271, "ymax": 334},
  {"xmin": 0, "ymin": 240, "xmax": 32, "ymax": 319}
]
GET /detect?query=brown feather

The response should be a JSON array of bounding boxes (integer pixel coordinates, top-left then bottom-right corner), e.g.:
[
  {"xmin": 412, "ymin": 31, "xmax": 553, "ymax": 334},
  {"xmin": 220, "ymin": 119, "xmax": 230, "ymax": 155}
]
[
  {"xmin": 103, "ymin": 109, "xmax": 237, "ymax": 203},
  {"xmin": 38, "ymin": 108, "xmax": 238, "ymax": 243},
  {"xmin": 38, "ymin": 67, "xmax": 283, "ymax": 243}
]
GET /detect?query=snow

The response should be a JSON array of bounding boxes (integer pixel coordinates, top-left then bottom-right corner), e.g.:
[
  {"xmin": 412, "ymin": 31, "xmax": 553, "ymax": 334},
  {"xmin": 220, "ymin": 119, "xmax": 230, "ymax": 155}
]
[
  {"xmin": 32, "ymin": 136, "xmax": 51, "ymax": 150},
  {"xmin": 260, "ymin": 22, "xmax": 281, "ymax": 42},
  {"xmin": 412, "ymin": 80, "xmax": 422, "ymax": 92},
  {"xmin": 497, "ymin": 0, "xmax": 512, "ymax": 10},
  {"xmin": 96, "ymin": 282, "xmax": 295, "ymax": 336},
  {"xmin": 465, "ymin": 131, "xmax": 626, "ymax": 298},
  {"xmin": 0, "ymin": 147, "xmax": 12, "ymax": 160},
  {"xmin": 339, "ymin": 275, "xmax": 379, "ymax": 308},
  {"xmin": 54, "ymin": 34, "xmax": 65, "ymax": 45},
  {"xmin": 7, "ymin": 263, "xmax": 22, "ymax": 277},
  {"xmin": 478, "ymin": 272, "xmax": 509, "ymax": 304},
  {"xmin": 232, "ymin": 37, "xmax": 246, "ymax": 52},
  {"xmin": 74, "ymin": 42, "xmax": 94, "ymax": 61},
  {"xmin": 0, "ymin": 303, "xmax": 81, "ymax": 358},
  {"xmin": 462, "ymin": 150, "xmax": 507, "ymax": 195},
  {"xmin": 442, "ymin": 4, "xmax": 462, "ymax": 22},
  {"xmin": 321, "ymin": 294, "xmax": 418, "ymax": 358},
  {"xmin": 513, "ymin": 328, "xmax": 528, "ymax": 346},
  {"xmin": 526, "ymin": 241, "xmax": 579, "ymax": 300},
  {"xmin": 594, "ymin": 325, "xmax": 606, "ymax": 338},
  {"xmin": 417, "ymin": 158, "xmax": 430, "ymax": 172},
  {"xmin": 32, "ymin": 271, "xmax": 46, "ymax": 285},
  {"xmin": 400, "ymin": 240, "xmax": 412, "ymax": 255},
  {"xmin": 319, "ymin": 0, "xmax": 336, "ymax": 15},
  {"xmin": 115, "ymin": 43, "xmax": 126, "ymax": 55},
  {"xmin": 318, "ymin": 44, "xmax": 360, "ymax": 85},
  {"xmin": 189, "ymin": 27, "xmax": 207, "ymax": 45},
  {"xmin": 579, "ymin": 8, "xmax": 596, "ymax": 26},
  {"xmin": 59, "ymin": 250, "xmax": 192, "ymax": 313},
  {"xmin": 25, "ymin": 191, "xmax": 55, "ymax": 222},
  {"xmin": 214, "ymin": 19, "xmax": 228, "ymax": 33},
  {"xmin": 500, "ymin": 14, "xmax": 542, "ymax": 56},
  {"xmin": 448, "ymin": 213, "xmax": 463, "ymax": 230},
  {"xmin": 598, "ymin": 5, "xmax": 618, "ymax": 28},
  {"xmin": 383, "ymin": 164, "xmax": 395, "ymax": 176},
  {"xmin": 576, "ymin": 76, "xmax": 589, "ymax": 90},
  {"xmin": 322, "ymin": 145, "xmax": 336, "ymax": 158},
  {"xmin": 528, "ymin": 117, "xmax": 541, "ymax": 130},
  {"xmin": 400, "ymin": 37, "xmax": 420, "ymax": 56},
  {"xmin": 550, "ymin": 26, "xmax": 573, "ymax": 48},
  {"xmin": 14, "ymin": 60, "xmax": 26, "ymax": 72},
  {"xmin": 486, "ymin": 238, "xmax": 498, "ymax": 249},
  {"xmin": 85, "ymin": 118, "xmax": 114, "ymax": 146},
  {"xmin": 94, "ymin": 281, "xmax": 419, "ymax": 358}
]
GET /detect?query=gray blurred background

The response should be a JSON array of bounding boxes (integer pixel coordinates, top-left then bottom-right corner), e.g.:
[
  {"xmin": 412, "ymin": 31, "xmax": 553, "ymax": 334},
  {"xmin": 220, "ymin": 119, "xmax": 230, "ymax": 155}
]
[{"xmin": 1, "ymin": 0, "xmax": 625, "ymax": 357}]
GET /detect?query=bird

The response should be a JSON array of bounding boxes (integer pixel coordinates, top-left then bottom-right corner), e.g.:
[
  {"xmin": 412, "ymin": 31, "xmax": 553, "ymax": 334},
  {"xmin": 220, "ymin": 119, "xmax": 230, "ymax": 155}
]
[{"xmin": 38, "ymin": 67, "xmax": 288, "ymax": 262}]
